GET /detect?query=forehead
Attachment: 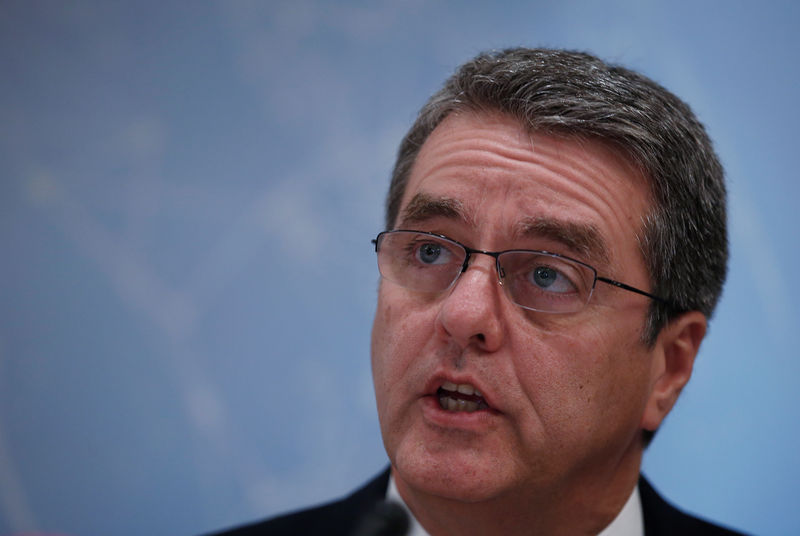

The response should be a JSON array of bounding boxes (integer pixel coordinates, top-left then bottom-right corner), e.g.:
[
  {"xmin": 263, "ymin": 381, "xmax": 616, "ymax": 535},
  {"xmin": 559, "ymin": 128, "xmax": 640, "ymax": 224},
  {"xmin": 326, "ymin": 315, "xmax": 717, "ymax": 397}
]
[{"xmin": 398, "ymin": 111, "xmax": 652, "ymax": 267}]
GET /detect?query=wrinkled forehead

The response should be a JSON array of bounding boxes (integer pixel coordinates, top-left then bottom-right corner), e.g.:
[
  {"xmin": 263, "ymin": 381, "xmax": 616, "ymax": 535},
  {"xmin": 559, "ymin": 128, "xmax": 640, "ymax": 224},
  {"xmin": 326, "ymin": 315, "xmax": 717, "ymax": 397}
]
[
  {"xmin": 403, "ymin": 111, "xmax": 650, "ymax": 203},
  {"xmin": 396, "ymin": 111, "xmax": 653, "ymax": 270},
  {"xmin": 403, "ymin": 111, "xmax": 650, "ymax": 199}
]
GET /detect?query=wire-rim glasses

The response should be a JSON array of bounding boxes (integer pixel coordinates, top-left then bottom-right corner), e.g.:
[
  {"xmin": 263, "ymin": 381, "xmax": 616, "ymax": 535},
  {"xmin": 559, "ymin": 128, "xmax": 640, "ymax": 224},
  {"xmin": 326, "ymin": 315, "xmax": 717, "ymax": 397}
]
[{"xmin": 372, "ymin": 230, "xmax": 670, "ymax": 314}]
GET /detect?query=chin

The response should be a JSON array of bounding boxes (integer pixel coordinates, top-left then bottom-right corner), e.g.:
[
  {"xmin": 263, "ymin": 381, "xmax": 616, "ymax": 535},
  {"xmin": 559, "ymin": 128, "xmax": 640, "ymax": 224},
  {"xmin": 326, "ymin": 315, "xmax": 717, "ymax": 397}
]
[{"xmin": 392, "ymin": 443, "xmax": 517, "ymax": 503}]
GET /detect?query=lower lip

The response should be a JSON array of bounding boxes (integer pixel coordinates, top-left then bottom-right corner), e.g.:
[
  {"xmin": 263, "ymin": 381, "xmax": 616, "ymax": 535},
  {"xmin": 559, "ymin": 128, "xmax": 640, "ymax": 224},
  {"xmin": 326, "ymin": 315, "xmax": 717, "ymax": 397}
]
[{"xmin": 420, "ymin": 395, "xmax": 501, "ymax": 430}]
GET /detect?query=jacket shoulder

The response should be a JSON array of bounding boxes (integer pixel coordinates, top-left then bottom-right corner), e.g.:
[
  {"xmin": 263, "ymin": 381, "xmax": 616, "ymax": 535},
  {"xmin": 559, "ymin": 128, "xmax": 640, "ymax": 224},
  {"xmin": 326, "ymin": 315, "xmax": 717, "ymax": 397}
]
[
  {"xmin": 207, "ymin": 469, "xmax": 390, "ymax": 536},
  {"xmin": 640, "ymin": 476, "xmax": 748, "ymax": 536}
]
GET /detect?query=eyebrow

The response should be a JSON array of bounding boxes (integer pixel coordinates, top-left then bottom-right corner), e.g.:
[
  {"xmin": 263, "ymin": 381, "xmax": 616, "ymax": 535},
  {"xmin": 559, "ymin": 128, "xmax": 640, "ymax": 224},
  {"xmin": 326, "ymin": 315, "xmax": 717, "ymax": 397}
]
[
  {"xmin": 515, "ymin": 217, "xmax": 609, "ymax": 266},
  {"xmin": 397, "ymin": 192, "xmax": 471, "ymax": 228}
]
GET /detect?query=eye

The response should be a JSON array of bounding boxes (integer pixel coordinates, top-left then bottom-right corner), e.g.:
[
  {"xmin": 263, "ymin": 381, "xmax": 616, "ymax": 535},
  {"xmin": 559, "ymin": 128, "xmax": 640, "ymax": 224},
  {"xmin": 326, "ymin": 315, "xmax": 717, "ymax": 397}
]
[
  {"xmin": 416, "ymin": 241, "xmax": 453, "ymax": 265},
  {"xmin": 529, "ymin": 265, "xmax": 576, "ymax": 293}
]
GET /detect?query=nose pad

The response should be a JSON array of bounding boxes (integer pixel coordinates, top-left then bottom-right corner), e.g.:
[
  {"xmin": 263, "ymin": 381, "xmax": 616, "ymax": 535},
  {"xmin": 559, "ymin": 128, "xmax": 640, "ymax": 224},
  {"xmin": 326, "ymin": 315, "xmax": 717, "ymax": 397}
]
[
  {"xmin": 462, "ymin": 252, "xmax": 504, "ymax": 283},
  {"xmin": 497, "ymin": 264, "xmax": 507, "ymax": 282},
  {"xmin": 456, "ymin": 254, "xmax": 500, "ymax": 291}
]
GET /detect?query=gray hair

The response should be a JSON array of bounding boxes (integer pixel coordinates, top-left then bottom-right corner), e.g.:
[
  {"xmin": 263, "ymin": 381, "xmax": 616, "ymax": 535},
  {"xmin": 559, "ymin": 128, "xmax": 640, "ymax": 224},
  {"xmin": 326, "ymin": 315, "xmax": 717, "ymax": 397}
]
[{"xmin": 385, "ymin": 47, "xmax": 728, "ymax": 344}]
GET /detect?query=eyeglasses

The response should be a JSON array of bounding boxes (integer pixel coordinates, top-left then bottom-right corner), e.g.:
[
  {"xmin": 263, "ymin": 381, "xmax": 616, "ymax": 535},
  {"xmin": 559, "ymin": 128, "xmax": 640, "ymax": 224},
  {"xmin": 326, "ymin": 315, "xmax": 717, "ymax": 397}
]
[{"xmin": 372, "ymin": 230, "xmax": 670, "ymax": 314}]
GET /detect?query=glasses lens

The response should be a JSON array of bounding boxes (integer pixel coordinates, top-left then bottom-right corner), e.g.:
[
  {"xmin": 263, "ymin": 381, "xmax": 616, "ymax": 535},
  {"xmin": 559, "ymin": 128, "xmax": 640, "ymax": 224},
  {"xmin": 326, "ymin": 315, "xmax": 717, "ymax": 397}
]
[
  {"xmin": 499, "ymin": 251, "xmax": 596, "ymax": 313},
  {"xmin": 376, "ymin": 231, "xmax": 466, "ymax": 293}
]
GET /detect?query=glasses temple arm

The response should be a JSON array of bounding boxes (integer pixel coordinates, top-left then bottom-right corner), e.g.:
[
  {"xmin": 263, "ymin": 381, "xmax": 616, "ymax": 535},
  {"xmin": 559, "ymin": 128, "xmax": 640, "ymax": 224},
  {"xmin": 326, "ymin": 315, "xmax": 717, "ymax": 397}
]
[{"xmin": 596, "ymin": 277, "xmax": 673, "ymax": 306}]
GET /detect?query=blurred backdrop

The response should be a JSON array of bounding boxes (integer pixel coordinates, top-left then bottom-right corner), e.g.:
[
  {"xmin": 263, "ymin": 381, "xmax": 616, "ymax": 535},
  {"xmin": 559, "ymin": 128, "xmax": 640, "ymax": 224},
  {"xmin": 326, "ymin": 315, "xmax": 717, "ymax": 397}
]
[{"xmin": 1, "ymin": 1, "xmax": 798, "ymax": 535}]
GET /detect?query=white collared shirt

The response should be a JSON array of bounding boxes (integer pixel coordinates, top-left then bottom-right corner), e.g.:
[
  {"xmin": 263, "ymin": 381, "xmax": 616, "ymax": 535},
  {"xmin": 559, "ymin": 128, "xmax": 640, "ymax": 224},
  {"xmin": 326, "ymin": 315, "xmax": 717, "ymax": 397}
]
[{"xmin": 386, "ymin": 476, "xmax": 644, "ymax": 536}]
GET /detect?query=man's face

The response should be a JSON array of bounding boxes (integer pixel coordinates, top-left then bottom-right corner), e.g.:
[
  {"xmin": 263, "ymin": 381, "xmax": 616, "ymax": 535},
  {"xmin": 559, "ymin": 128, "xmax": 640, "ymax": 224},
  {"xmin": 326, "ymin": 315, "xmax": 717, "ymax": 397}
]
[{"xmin": 371, "ymin": 111, "xmax": 668, "ymax": 504}]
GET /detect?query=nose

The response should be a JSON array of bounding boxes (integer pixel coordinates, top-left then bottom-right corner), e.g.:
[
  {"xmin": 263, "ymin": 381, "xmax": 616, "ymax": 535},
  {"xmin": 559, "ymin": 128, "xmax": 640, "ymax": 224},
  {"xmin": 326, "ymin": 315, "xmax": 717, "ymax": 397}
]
[{"xmin": 436, "ymin": 254, "xmax": 505, "ymax": 352}]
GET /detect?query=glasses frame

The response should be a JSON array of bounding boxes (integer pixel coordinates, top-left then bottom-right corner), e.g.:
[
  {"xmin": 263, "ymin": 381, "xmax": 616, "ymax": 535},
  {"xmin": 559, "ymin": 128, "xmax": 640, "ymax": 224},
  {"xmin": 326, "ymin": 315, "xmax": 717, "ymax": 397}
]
[{"xmin": 372, "ymin": 230, "xmax": 672, "ymax": 313}]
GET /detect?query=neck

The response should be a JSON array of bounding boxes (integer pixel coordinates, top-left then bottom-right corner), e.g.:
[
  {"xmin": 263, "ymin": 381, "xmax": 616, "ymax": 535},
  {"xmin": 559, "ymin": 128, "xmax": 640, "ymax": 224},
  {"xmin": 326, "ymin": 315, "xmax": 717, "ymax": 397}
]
[{"xmin": 393, "ymin": 445, "xmax": 643, "ymax": 536}]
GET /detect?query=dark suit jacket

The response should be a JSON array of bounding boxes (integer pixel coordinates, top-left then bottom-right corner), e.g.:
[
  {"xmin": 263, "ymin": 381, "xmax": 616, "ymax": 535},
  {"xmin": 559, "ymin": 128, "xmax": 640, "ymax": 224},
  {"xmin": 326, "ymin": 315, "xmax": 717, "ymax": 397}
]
[{"xmin": 209, "ymin": 469, "xmax": 745, "ymax": 535}]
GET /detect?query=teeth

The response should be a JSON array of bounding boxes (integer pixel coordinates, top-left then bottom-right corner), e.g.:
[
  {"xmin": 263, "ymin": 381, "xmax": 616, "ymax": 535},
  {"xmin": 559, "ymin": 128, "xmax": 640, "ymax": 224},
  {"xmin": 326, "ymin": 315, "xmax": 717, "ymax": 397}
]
[
  {"xmin": 441, "ymin": 382, "xmax": 483, "ymax": 397},
  {"xmin": 443, "ymin": 396, "xmax": 479, "ymax": 412},
  {"xmin": 457, "ymin": 384, "xmax": 474, "ymax": 395},
  {"xmin": 437, "ymin": 381, "xmax": 488, "ymax": 413}
]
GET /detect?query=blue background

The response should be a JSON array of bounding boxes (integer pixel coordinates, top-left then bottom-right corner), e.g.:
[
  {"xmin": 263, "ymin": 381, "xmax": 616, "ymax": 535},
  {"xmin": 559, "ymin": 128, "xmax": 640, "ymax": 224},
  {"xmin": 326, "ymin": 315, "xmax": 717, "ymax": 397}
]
[{"xmin": 1, "ymin": 1, "xmax": 798, "ymax": 535}]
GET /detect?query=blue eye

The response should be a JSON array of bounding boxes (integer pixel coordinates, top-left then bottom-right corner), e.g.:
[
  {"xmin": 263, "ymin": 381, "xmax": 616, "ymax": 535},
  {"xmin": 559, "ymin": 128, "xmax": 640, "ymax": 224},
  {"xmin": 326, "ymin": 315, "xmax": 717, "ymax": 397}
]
[
  {"xmin": 530, "ymin": 265, "xmax": 575, "ymax": 293},
  {"xmin": 417, "ymin": 242, "xmax": 448, "ymax": 264},
  {"xmin": 533, "ymin": 267, "xmax": 557, "ymax": 287}
]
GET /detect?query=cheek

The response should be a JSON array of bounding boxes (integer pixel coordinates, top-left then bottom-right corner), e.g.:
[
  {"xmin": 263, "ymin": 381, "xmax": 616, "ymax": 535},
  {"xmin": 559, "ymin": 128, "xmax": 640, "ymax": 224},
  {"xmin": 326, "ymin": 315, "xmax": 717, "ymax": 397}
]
[
  {"xmin": 370, "ymin": 297, "xmax": 395, "ymax": 429},
  {"xmin": 371, "ymin": 288, "xmax": 441, "ymax": 444},
  {"xmin": 371, "ymin": 295, "xmax": 394, "ymax": 394},
  {"xmin": 512, "ymin": 334, "xmax": 588, "ymax": 427},
  {"xmin": 371, "ymin": 288, "xmax": 431, "ymax": 394},
  {"xmin": 563, "ymin": 331, "xmax": 652, "ymax": 436},
  {"xmin": 511, "ymin": 319, "xmax": 648, "ymax": 430}
]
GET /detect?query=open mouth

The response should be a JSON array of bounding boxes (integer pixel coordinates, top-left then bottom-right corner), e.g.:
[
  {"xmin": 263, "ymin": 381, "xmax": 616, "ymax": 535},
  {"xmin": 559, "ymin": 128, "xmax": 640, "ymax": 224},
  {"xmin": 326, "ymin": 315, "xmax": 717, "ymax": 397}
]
[{"xmin": 437, "ymin": 381, "xmax": 490, "ymax": 413}]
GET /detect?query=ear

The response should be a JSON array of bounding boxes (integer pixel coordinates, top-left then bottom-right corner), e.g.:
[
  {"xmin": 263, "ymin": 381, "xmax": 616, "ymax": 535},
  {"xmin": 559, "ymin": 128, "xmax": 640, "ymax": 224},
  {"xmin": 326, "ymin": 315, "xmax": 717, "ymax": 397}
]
[{"xmin": 640, "ymin": 311, "xmax": 707, "ymax": 432}]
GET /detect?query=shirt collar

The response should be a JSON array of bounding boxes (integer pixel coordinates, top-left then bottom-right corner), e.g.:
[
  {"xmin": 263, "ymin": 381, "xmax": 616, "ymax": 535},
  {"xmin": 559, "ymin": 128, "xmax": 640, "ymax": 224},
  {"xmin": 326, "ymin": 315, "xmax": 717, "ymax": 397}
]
[
  {"xmin": 386, "ymin": 476, "xmax": 643, "ymax": 536},
  {"xmin": 598, "ymin": 483, "xmax": 644, "ymax": 536}
]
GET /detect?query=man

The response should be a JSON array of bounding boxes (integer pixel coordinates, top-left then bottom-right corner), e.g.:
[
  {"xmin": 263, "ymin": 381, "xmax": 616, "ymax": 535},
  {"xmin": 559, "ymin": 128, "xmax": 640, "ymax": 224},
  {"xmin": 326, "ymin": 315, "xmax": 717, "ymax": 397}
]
[{"xmin": 213, "ymin": 48, "xmax": 743, "ymax": 535}]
